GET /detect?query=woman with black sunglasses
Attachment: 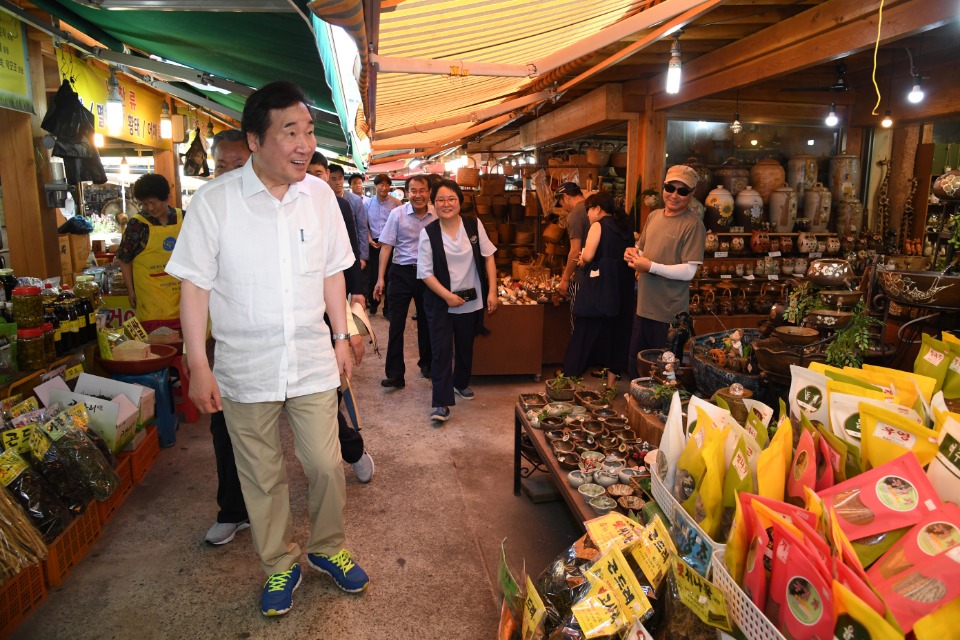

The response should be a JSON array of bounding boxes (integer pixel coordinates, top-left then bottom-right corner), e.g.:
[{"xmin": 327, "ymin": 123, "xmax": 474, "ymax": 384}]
[{"xmin": 623, "ymin": 165, "xmax": 706, "ymax": 378}]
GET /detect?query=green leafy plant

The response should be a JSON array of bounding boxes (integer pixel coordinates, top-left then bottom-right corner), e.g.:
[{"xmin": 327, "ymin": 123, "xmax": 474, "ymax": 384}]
[
  {"xmin": 948, "ymin": 213, "xmax": 960, "ymax": 251},
  {"xmin": 783, "ymin": 281, "xmax": 826, "ymax": 325},
  {"xmin": 824, "ymin": 300, "xmax": 881, "ymax": 368}
]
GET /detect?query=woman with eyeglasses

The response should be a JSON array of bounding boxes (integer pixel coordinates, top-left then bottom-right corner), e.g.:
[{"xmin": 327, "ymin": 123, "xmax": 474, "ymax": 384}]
[
  {"xmin": 623, "ymin": 165, "xmax": 706, "ymax": 378},
  {"xmin": 562, "ymin": 191, "xmax": 635, "ymax": 389},
  {"xmin": 417, "ymin": 179, "xmax": 498, "ymax": 424}
]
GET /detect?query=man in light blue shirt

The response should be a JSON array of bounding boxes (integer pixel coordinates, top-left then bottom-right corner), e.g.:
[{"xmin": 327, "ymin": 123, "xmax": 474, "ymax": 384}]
[
  {"xmin": 373, "ymin": 174, "xmax": 435, "ymax": 388},
  {"xmin": 364, "ymin": 173, "xmax": 401, "ymax": 314},
  {"xmin": 329, "ymin": 164, "xmax": 369, "ymax": 265}
]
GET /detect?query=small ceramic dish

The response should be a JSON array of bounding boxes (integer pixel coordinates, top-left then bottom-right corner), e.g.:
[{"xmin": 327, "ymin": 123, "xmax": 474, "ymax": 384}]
[
  {"xmin": 539, "ymin": 416, "xmax": 565, "ymax": 430},
  {"xmin": 593, "ymin": 470, "xmax": 619, "ymax": 487},
  {"xmin": 519, "ymin": 393, "xmax": 548, "ymax": 411},
  {"xmin": 618, "ymin": 495, "xmax": 645, "ymax": 511},
  {"xmin": 577, "ymin": 483, "xmax": 605, "ymax": 499},
  {"xmin": 618, "ymin": 467, "xmax": 645, "ymax": 485},
  {"xmin": 555, "ymin": 452, "xmax": 580, "ymax": 470},
  {"xmin": 589, "ymin": 495, "xmax": 617, "ymax": 515},
  {"xmin": 579, "ymin": 451, "xmax": 605, "ymax": 473},
  {"xmin": 582, "ymin": 420, "xmax": 605, "ymax": 436},
  {"xmin": 568, "ymin": 470, "xmax": 593, "ymax": 488},
  {"xmin": 592, "ymin": 407, "xmax": 618, "ymax": 420},
  {"xmin": 544, "ymin": 429, "xmax": 566, "ymax": 442},
  {"xmin": 606, "ymin": 483, "xmax": 634, "ymax": 498},
  {"xmin": 604, "ymin": 417, "xmax": 629, "ymax": 430},
  {"xmin": 545, "ymin": 402, "xmax": 575, "ymax": 416},
  {"xmin": 553, "ymin": 440, "xmax": 576, "ymax": 455}
]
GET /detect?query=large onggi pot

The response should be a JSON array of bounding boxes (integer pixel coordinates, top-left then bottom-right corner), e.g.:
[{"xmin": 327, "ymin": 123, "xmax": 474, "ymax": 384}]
[
  {"xmin": 804, "ymin": 182, "xmax": 832, "ymax": 232},
  {"xmin": 750, "ymin": 157, "xmax": 786, "ymax": 204},
  {"xmin": 685, "ymin": 157, "xmax": 714, "ymax": 204},
  {"xmin": 716, "ymin": 157, "xmax": 750, "ymax": 196},
  {"xmin": 787, "ymin": 153, "xmax": 818, "ymax": 199},
  {"xmin": 734, "ymin": 185, "xmax": 764, "ymax": 231},
  {"xmin": 768, "ymin": 182, "xmax": 798, "ymax": 233},
  {"xmin": 877, "ymin": 270, "xmax": 960, "ymax": 309},
  {"xmin": 829, "ymin": 151, "xmax": 861, "ymax": 203}
]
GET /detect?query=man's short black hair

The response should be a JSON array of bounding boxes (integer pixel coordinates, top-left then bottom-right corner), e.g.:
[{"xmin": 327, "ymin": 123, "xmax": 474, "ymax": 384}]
[
  {"xmin": 241, "ymin": 80, "xmax": 311, "ymax": 146},
  {"xmin": 328, "ymin": 163, "xmax": 345, "ymax": 177},
  {"xmin": 373, "ymin": 173, "xmax": 391, "ymax": 186},
  {"xmin": 133, "ymin": 173, "xmax": 171, "ymax": 202},
  {"xmin": 309, "ymin": 151, "xmax": 328, "ymax": 168},
  {"xmin": 211, "ymin": 129, "xmax": 247, "ymax": 158},
  {"xmin": 349, "ymin": 174, "xmax": 364, "ymax": 184},
  {"xmin": 406, "ymin": 174, "xmax": 429, "ymax": 191}
]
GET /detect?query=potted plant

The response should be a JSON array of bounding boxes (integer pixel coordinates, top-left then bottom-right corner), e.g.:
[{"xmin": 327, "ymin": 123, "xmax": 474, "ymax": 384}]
[
  {"xmin": 824, "ymin": 300, "xmax": 882, "ymax": 368},
  {"xmin": 545, "ymin": 373, "xmax": 580, "ymax": 401},
  {"xmin": 651, "ymin": 384, "xmax": 690, "ymax": 417}
]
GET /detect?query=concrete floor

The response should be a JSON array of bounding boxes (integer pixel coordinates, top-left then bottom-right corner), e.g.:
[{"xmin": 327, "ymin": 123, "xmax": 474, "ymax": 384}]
[{"xmin": 14, "ymin": 310, "xmax": 583, "ymax": 640}]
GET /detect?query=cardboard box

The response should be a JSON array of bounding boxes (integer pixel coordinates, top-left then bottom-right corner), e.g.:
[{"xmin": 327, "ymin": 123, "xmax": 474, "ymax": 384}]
[
  {"xmin": 48, "ymin": 388, "xmax": 138, "ymax": 453},
  {"xmin": 138, "ymin": 387, "xmax": 155, "ymax": 425},
  {"xmin": 68, "ymin": 233, "xmax": 92, "ymax": 272}
]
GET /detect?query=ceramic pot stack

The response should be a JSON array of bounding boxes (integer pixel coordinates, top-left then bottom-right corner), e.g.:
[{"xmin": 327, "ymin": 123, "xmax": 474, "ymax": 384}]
[
  {"xmin": 803, "ymin": 182, "xmax": 832, "ymax": 233},
  {"xmin": 829, "ymin": 151, "xmax": 861, "ymax": 234},
  {"xmin": 750, "ymin": 157, "xmax": 786, "ymax": 204},
  {"xmin": 787, "ymin": 153, "xmax": 818, "ymax": 199},
  {"xmin": 834, "ymin": 200, "xmax": 864, "ymax": 236},
  {"xmin": 768, "ymin": 182, "xmax": 798, "ymax": 233},
  {"xmin": 734, "ymin": 186, "xmax": 764, "ymax": 231},
  {"xmin": 716, "ymin": 157, "xmax": 750, "ymax": 197},
  {"xmin": 704, "ymin": 185, "xmax": 735, "ymax": 231}
]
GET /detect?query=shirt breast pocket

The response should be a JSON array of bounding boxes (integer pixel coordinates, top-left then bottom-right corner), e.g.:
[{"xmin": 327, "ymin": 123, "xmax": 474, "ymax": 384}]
[{"xmin": 298, "ymin": 229, "xmax": 327, "ymax": 275}]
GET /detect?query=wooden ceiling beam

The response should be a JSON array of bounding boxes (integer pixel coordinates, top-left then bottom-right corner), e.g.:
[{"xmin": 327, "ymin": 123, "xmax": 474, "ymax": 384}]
[{"xmin": 652, "ymin": 0, "xmax": 950, "ymax": 110}]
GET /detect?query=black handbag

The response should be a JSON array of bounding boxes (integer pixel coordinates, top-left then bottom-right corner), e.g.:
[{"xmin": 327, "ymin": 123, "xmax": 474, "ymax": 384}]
[{"xmin": 572, "ymin": 257, "xmax": 620, "ymax": 318}]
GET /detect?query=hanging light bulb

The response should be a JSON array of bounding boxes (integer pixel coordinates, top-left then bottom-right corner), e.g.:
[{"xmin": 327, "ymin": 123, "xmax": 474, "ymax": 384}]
[
  {"xmin": 907, "ymin": 76, "xmax": 924, "ymax": 103},
  {"xmin": 825, "ymin": 103, "xmax": 839, "ymax": 127},
  {"xmin": 881, "ymin": 109, "xmax": 893, "ymax": 128},
  {"xmin": 160, "ymin": 101, "xmax": 172, "ymax": 140},
  {"xmin": 665, "ymin": 35, "xmax": 682, "ymax": 95},
  {"xmin": 106, "ymin": 68, "xmax": 124, "ymax": 134},
  {"xmin": 119, "ymin": 153, "xmax": 130, "ymax": 177},
  {"xmin": 730, "ymin": 90, "xmax": 742, "ymax": 133}
]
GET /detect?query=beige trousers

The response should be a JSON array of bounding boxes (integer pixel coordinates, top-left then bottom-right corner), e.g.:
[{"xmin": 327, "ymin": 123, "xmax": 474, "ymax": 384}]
[{"xmin": 222, "ymin": 390, "xmax": 346, "ymax": 576}]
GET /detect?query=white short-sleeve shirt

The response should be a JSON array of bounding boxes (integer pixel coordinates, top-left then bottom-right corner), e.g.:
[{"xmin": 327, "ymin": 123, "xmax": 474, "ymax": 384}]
[
  {"xmin": 417, "ymin": 219, "xmax": 496, "ymax": 314},
  {"xmin": 166, "ymin": 159, "xmax": 354, "ymax": 402}
]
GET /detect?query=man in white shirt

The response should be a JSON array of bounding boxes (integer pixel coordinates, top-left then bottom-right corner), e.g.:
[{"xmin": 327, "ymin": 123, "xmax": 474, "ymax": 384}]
[{"xmin": 166, "ymin": 81, "xmax": 369, "ymax": 618}]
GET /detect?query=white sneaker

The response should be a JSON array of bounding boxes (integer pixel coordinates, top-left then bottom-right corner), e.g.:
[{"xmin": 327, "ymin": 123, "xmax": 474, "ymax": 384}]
[
  {"xmin": 205, "ymin": 520, "xmax": 250, "ymax": 545},
  {"xmin": 352, "ymin": 452, "xmax": 375, "ymax": 483}
]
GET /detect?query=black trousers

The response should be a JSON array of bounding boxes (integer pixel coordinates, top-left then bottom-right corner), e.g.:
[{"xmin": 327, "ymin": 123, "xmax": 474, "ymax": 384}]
[
  {"xmin": 366, "ymin": 242, "xmax": 389, "ymax": 312},
  {"xmin": 213, "ymin": 390, "xmax": 364, "ymax": 524},
  {"xmin": 385, "ymin": 264, "xmax": 431, "ymax": 380},
  {"xmin": 425, "ymin": 296, "xmax": 480, "ymax": 407}
]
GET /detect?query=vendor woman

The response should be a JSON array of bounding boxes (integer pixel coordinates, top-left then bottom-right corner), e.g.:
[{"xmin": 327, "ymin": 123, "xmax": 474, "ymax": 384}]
[{"xmin": 116, "ymin": 173, "xmax": 184, "ymax": 331}]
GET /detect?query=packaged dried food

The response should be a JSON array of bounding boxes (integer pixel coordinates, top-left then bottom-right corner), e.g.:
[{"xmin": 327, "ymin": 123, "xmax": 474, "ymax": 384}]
[
  {"xmin": 860, "ymin": 402, "xmax": 939, "ymax": 470},
  {"xmin": 869, "ymin": 502, "xmax": 960, "ymax": 583},
  {"xmin": 766, "ymin": 519, "xmax": 834, "ymax": 640},
  {"xmin": 0, "ymin": 448, "xmax": 73, "ymax": 543},
  {"xmin": 914, "ymin": 334, "xmax": 952, "ymax": 395},
  {"xmin": 926, "ymin": 414, "xmax": 960, "ymax": 503},
  {"xmin": 24, "ymin": 426, "xmax": 92, "ymax": 514},
  {"xmin": 832, "ymin": 580, "xmax": 902, "ymax": 640},
  {"xmin": 789, "ymin": 365, "xmax": 830, "ymax": 432},
  {"xmin": 655, "ymin": 557, "xmax": 730, "ymax": 640},
  {"xmin": 757, "ymin": 415, "xmax": 792, "ymax": 502},
  {"xmin": 43, "ymin": 406, "xmax": 120, "ymax": 501},
  {"xmin": 875, "ymin": 545, "xmax": 960, "ymax": 633},
  {"xmin": 786, "ymin": 426, "xmax": 816, "ymax": 507}
]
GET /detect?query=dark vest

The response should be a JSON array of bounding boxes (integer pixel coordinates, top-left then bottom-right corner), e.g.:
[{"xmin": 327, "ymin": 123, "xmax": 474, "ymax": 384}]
[{"xmin": 423, "ymin": 216, "xmax": 490, "ymax": 334}]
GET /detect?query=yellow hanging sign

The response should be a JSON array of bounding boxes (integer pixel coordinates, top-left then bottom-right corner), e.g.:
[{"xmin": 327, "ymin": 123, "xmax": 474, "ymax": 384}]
[
  {"xmin": 57, "ymin": 47, "xmax": 166, "ymax": 148},
  {"xmin": 0, "ymin": 11, "xmax": 32, "ymax": 114}
]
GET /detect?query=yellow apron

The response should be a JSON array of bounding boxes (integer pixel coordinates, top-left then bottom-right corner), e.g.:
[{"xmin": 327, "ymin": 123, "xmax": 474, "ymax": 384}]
[{"xmin": 131, "ymin": 208, "xmax": 183, "ymax": 322}]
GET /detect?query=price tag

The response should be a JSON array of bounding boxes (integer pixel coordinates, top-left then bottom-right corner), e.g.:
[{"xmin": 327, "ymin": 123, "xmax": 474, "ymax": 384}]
[
  {"xmin": 768, "ymin": 251, "xmax": 782, "ymax": 257},
  {"xmin": 9, "ymin": 398, "xmax": 39, "ymax": 418},
  {"xmin": 1, "ymin": 426, "xmax": 34, "ymax": 454},
  {"xmin": 768, "ymin": 274, "xmax": 780, "ymax": 280},
  {"xmin": 721, "ymin": 274, "xmax": 733, "ymax": 279},
  {"xmin": 743, "ymin": 274, "xmax": 756, "ymax": 280},
  {"xmin": 522, "ymin": 576, "xmax": 547, "ymax": 640},
  {"xmin": 808, "ymin": 252, "xmax": 823, "ymax": 258},
  {"xmin": 714, "ymin": 251, "xmax": 728, "ymax": 258},
  {"xmin": 671, "ymin": 556, "xmax": 732, "ymax": 632},
  {"xmin": 0, "ymin": 449, "xmax": 28, "ymax": 486},
  {"xmin": 65, "ymin": 364, "xmax": 84, "ymax": 381},
  {"xmin": 585, "ymin": 547, "xmax": 653, "ymax": 622},
  {"xmin": 123, "ymin": 316, "xmax": 150, "ymax": 342},
  {"xmin": 41, "ymin": 366, "xmax": 66, "ymax": 382}
]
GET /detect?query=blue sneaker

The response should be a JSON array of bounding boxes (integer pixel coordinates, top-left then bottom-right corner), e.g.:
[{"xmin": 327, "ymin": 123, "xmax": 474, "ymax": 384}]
[
  {"xmin": 307, "ymin": 549, "xmax": 369, "ymax": 593},
  {"xmin": 454, "ymin": 387, "xmax": 475, "ymax": 400},
  {"xmin": 261, "ymin": 563, "xmax": 301, "ymax": 616}
]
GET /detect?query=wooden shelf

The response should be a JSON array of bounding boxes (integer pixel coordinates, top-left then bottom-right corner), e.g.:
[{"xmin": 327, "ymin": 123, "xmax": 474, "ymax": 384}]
[{"xmin": 713, "ymin": 232, "xmax": 837, "ymax": 236}]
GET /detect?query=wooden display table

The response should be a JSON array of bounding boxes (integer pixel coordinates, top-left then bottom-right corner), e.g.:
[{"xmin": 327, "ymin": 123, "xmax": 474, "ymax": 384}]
[
  {"xmin": 692, "ymin": 314, "xmax": 767, "ymax": 335},
  {"xmin": 513, "ymin": 404, "xmax": 592, "ymax": 527},
  {"xmin": 473, "ymin": 305, "xmax": 544, "ymax": 377}
]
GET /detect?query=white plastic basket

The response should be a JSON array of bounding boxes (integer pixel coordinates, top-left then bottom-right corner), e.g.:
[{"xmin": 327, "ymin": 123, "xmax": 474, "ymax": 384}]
[
  {"xmin": 711, "ymin": 549, "xmax": 786, "ymax": 640},
  {"xmin": 650, "ymin": 454, "xmax": 726, "ymax": 557}
]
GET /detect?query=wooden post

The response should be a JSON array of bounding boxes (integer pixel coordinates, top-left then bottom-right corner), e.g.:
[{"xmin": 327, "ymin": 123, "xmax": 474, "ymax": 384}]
[
  {"xmin": 639, "ymin": 96, "xmax": 666, "ymax": 229},
  {"xmin": 625, "ymin": 113, "xmax": 641, "ymax": 216},
  {"xmin": 152, "ymin": 145, "xmax": 182, "ymax": 210}
]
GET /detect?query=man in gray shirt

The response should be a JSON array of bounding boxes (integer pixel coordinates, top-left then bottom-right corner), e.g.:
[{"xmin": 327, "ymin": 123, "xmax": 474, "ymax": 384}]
[
  {"xmin": 556, "ymin": 182, "xmax": 589, "ymax": 329},
  {"xmin": 624, "ymin": 165, "xmax": 706, "ymax": 378},
  {"xmin": 329, "ymin": 163, "xmax": 369, "ymax": 267}
]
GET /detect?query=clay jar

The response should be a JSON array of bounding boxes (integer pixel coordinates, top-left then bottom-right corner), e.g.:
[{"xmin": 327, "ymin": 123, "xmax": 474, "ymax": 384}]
[
  {"xmin": 705, "ymin": 231, "xmax": 719, "ymax": 252},
  {"xmin": 719, "ymin": 241, "xmax": 731, "ymax": 253},
  {"xmin": 781, "ymin": 258, "xmax": 795, "ymax": 275},
  {"xmin": 829, "ymin": 151, "xmax": 861, "ymax": 202},
  {"xmin": 731, "ymin": 236, "xmax": 745, "ymax": 252},
  {"xmin": 685, "ymin": 157, "xmax": 714, "ymax": 204},
  {"xmin": 787, "ymin": 153, "xmax": 819, "ymax": 199},
  {"xmin": 768, "ymin": 182, "xmax": 799, "ymax": 233},
  {"xmin": 716, "ymin": 158, "xmax": 750, "ymax": 196},
  {"xmin": 804, "ymin": 181, "xmax": 832, "ymax": 232},
  {"xmin": 750, "ymin": 229, "xmax": 771, "ymax": 253},
  {"xmin": 734, "ymin": 185, "xmax": 764, "ymax": 231},
  {"xmin": 779, "ymin": 236, "xmax": 793, "ymax": 253},
  {"xmin": 826, "ymin": 237, "xmax": 841, "ymax": 255},
  {"xmin": 750, "ymin": 158, "xmax": 786, "ymax": 204},
  {"xmin": 704, "ymin": 185, "xmax": 735, "ymax": 231}
]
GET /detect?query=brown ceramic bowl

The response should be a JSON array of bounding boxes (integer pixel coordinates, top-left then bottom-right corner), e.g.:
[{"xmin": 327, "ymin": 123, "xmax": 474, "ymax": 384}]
[
  {"xmin": 97, "ymin": 344, "xmax": 178, "ymax": 375},
  {"xmin": 555, "ymin": 451, "xmax": 581, "ymax": 470},
  {"xmin": 606, "ymin": 483, "xmax": 635, "ymax": 498},
  {"xmin": 553, "ymin": 440, "xmax": 576, "ymax": 455},
  {"xmin": 805, "ymin": 258, "xmax": 855, "ymax": 287},
  {"xmin": 544, "ymin": 429, "xmax": 566, "ymax": 443},
  {"xmin": 604, "ymin": 417, "xmax": 629, "ymax": 430},
  {"xmin": 774, "ymin": 325, "xmax": 821, "ymax": 346},
  {"xmin": 877, "ymin": 270, "xmax": 960, "ymax": 310},
  {"xmin": 805, "ymin": 309, "xmax": 853, "ymax": 330},
  {"xmin": 818, "ymin": 289, "xmax": 863, "ymax": 308},
  {"xmin": 592, "ymin": 407, "xmax": 618, "ymax": 420},
  {"xmin": 539, "ymin": 416, "xmax": 565, "ymax": 430},
  {"xmin": 582, "ymin": 420, "xmax": 605, "ymax": 436},
  {"xmin": 618, "ymin": 495, "xmax": 645, "ymax": 511}
]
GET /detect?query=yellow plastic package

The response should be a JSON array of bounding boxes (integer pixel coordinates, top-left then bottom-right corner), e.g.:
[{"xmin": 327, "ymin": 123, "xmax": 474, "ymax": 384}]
[
  {"xmin": 832, "ymin": 580, "xmax": 903, "ymax": 640},
  {"xmin": 757, "ymin": 416, "xmax": 793, "ymax": 502},
  {"xmin": 914, "ymin": 334, "xmax": 953, "ymax": 395},
  {"xmin": 913, "ymin": 595, "xmax": 960, "ymax": 640},
  {"xmin": 859, "ymin": 403, "xmax": 939, "ymax": 470},
  {"xmin": 685, "ymin": 425, "xmax": 728, "ymax": 539},
  {"xmin": 862, "ymin": 363, "xmax": 937, "ymax": 410}
]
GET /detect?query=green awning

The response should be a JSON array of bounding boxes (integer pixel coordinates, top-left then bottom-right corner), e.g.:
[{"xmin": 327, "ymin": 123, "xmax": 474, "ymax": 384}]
[{"xmin": 37, "ymin": 0, "xmax": 347, "ymax": 151}]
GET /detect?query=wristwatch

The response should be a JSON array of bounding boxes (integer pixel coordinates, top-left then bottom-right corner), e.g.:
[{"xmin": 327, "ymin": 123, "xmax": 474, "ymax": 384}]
[{"xmin": 331, "ymin": 333, "xmax": 350, "ymax": 341}]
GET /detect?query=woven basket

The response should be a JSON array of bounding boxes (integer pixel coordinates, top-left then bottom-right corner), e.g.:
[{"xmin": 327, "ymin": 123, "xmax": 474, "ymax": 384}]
[{"xmin": 456, "ymin": 157, "xmax": 480, "ymax": 187}]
